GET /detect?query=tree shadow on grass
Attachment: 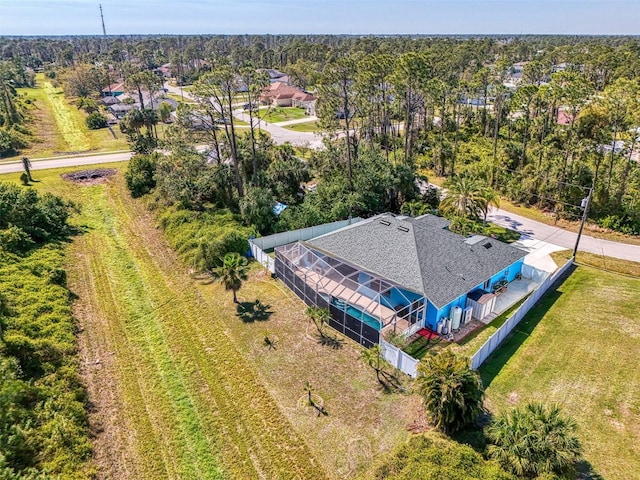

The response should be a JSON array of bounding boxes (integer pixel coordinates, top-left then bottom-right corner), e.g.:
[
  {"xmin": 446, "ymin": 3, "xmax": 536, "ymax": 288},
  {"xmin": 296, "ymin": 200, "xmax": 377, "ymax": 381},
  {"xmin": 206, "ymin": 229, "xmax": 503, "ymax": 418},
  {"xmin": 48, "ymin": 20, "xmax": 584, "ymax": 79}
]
[
  {"xmin": 479, "ymin": 265, "xmax": 575, "ymax": 388},
  {"xmin": 377, "ymin": 369, "xmax": 411, "ymax": 394},
  {"xmin": 316, "ymin": 333, "xmax": 344, "ymax": 349},
  {"xmin": 575, "ymin": 459, "xmax": 604, "ymax": 480},
  {"xmin": 236, "ymin": 300, "xmax": 273, "ymax": 323}
]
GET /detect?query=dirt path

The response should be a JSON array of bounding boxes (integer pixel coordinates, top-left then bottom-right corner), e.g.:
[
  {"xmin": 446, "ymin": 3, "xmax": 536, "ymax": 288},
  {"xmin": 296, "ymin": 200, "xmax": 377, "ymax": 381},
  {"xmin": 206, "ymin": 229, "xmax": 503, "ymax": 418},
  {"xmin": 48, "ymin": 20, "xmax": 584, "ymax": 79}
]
[{"xmin": 68, "ymin": 178, "xmax": 326, "ymax": 479}]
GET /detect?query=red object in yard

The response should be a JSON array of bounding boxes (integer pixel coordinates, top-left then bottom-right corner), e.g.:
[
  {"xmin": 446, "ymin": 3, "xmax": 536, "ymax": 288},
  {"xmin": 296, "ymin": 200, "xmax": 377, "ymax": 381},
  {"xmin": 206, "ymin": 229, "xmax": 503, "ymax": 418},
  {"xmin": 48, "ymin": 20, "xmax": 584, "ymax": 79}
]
[{"xmin": 417, "ymin": 328, "xmax": 439, "ymax": 340}]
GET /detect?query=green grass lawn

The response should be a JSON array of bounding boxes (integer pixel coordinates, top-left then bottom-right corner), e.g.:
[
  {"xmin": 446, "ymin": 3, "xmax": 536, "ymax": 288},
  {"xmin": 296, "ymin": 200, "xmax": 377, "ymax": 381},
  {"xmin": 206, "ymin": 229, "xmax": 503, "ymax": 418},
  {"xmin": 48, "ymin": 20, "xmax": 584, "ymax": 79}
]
[
  {"xmin": 481, "ymin": 265, "xmax": 640, "ymax": 480},
  {"xmin": 284, "ymin": 121, "xmax": 323, "ymax": 132},
  {"xmin": 259, "ymin": 107, "xmax": 310, "ymax": 124}
]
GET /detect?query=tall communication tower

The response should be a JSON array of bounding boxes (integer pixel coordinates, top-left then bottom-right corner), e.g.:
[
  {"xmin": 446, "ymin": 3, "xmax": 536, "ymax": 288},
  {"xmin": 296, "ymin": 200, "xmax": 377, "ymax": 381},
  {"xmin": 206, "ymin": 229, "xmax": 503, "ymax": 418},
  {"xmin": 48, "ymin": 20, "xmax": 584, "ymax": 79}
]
[{"xmin": 99, "ymin": 4, "xmax": 107, "ymax": 36}]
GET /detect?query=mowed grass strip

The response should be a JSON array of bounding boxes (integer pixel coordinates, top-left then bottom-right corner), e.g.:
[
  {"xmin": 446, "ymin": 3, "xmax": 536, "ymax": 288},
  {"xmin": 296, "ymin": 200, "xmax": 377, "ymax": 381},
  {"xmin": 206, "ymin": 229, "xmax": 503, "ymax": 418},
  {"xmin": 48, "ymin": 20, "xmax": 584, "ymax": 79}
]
[
  {"xmin": 41, "ymin": 80, "xmax": 91, "ymax": 151},
  {"xmin": 105, "ymin": 179, "xmax": 326, "ymax": 479},
  {"xmin": 76, "ymin": 187, "xmax": 222, "ymax": 479},
  {"xmin": 15, "ymin": 82, "xmax": 66, "ymax": 157},
  {"xmin": 13, "ymin": 166, "xmax": 325, "ymax": 479},
  {"xmin": 481, "ymin": 265, "xmax": 640, "ymax": 480}
]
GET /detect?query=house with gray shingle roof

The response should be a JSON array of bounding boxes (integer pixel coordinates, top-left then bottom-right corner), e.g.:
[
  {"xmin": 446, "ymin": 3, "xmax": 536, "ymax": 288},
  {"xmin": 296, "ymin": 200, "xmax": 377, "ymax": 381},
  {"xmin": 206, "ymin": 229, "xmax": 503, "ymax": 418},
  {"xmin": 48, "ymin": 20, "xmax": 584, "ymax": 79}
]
[{"xmin": 274, "ymin": 213, "xmax": 526, "ymax": 348}]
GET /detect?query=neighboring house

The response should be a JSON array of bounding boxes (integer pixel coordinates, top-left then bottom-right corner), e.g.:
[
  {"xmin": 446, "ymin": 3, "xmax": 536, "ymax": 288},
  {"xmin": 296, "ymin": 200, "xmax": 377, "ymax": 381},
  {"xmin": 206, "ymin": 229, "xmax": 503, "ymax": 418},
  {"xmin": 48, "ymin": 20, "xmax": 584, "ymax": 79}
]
[
  {"xmin": 274, "ymin": 214, "xmax": 525, "ymax": 348},
  {"xmin": 257, "ymin": 68, "xmax": 290, "ymax": 85},
  {"xmin": 106, "ymin": 92, "xmax": 177, "ymax": 119},
  {"xmin": 557, "ymin": 108, "xmax": 575, "ymax": 126},
  {"xmin": 259, "ymin": 81, "xmax": 316, "ymax": 113},
  {"xmin": 101, "ymin": 82, "xmax": 125, "ymax": 98},
  {"xmin": 108, "ymin": 103, "xmax": 136, "ymax": 119},
  {"xmin": 155, "ymin": 63, "xmax": 172, "ymax": 78}
]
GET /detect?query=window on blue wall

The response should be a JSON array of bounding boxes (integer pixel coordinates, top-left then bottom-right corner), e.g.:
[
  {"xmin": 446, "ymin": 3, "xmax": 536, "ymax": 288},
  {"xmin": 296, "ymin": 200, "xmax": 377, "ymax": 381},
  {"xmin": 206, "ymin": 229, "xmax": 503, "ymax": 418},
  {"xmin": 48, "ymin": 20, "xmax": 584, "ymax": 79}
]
[{"xmin": 484, "ymin": 279, "xmax": 491, "ymax": 290}]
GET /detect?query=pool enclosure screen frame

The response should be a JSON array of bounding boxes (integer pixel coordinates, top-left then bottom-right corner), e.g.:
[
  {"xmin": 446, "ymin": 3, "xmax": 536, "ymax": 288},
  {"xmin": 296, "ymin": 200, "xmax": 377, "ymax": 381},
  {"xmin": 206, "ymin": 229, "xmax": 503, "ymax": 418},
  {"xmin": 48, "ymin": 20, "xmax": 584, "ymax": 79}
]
[{"xmin": 275, "ymin": 242, "xmax": 426, "ymax": 347}]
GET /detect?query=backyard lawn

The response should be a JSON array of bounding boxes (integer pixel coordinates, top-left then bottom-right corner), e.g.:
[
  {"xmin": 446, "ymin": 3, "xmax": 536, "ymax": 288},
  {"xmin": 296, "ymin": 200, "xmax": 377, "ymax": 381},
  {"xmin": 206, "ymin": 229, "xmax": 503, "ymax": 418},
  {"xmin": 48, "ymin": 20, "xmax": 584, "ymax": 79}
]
[
  {"xmin": 481, "ymin": 264, "xmax": 640, "ymax": 480},
  {"xmin": 259, "ymin": 106, "xmax": 310, "ymax": 123}
]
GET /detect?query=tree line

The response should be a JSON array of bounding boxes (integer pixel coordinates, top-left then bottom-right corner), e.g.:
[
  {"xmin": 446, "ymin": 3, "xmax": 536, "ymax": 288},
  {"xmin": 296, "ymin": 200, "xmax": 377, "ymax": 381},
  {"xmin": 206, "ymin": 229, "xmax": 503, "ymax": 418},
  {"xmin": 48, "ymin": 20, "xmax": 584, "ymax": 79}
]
[{"xmin": 4, "ymin": 35, "xmax": 640, "ymax": 233}]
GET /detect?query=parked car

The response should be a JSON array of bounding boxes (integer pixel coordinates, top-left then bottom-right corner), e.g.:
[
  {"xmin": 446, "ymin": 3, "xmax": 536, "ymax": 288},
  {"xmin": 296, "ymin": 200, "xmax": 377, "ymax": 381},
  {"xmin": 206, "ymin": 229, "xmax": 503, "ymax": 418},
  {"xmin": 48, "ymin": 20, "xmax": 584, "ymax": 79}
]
[{"xmin": 243, "ymin": 103, "xmax": 258, "ymax": 112}]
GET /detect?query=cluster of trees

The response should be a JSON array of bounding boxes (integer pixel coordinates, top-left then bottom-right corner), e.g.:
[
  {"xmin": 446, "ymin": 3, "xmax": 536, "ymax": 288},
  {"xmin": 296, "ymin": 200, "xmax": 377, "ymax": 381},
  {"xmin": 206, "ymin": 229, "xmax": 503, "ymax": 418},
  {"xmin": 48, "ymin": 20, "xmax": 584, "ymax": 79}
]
[
  {"xmin": 0, "ymin": 183, "xmax": 92, "ymax": 478},
  {"xmin": 0, "ymin": 61, "xmax": 33, "ymax": 156},
  {"xmin": 414, "ymin": 351, "xmax": 582, "ymax": 479}
]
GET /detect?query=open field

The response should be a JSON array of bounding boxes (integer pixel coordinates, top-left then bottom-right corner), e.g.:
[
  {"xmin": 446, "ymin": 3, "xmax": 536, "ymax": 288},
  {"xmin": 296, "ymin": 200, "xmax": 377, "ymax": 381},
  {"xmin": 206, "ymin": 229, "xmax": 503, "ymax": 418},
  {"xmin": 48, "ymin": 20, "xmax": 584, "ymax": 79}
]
[
  {"xmin": 10, "ymin": 74, "xmax": 129, "ymax": 160},
  {"xmin": 40, "ymin": 80, "xmax": 91, "ymax": 151},
  {"xmin": 0, "ymin": 164, "xmax": 419, "ymax": 479},
  {"xmin": 16, "ymin": 82, "xmax": 67, "ymax": 156},
  {"xmin": 481, "ymin": 264, "xmax": 640, "ymax": 480},
  {"xmin": 552, "ymin": 249, "xmax": 640, "ymax": 277}
]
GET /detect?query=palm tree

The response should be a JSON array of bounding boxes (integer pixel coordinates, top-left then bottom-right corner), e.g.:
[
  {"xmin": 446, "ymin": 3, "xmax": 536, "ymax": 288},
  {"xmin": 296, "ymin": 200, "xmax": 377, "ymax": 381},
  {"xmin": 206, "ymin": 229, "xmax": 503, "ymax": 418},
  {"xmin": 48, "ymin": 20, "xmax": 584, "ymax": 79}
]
[
  {"xmin": 487, "ymin": 402, "xmax": 581, "ymax": 479},
  {"xmin": 416, "ymin": 351, "xmax": 484, "ymax": 434},
  {"xmin": 212, "ymin": 253, "xmax": 249, "ymax": 303},
  {"xmin": 306, "ymin": 306, "xmax": 330, "ymax": 337},
  {"xmin": 360, "ymin": 344, "xmax": 387, "ymax": 383},
  {"xmin": 439, "ymin": 176, "xmax": 488, "ymax": 221},
  {"xmin": 481, "ymin": 186, "xmax": 500, "ymax": 226}
]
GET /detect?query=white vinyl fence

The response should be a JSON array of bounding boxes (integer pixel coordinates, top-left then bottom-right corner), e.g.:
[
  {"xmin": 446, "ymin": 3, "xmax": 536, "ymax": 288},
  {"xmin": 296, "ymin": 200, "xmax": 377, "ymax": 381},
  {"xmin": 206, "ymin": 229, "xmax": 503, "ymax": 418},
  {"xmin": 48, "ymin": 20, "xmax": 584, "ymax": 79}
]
[
  {"xmin": 470, "ymin": 258, "xmax": 574, "ymax": 370},
  {"xmin": 249, "ymin": 217, "xmax": 363, "ymax": 273},
  {"xmin": 381, "ymin": 340, "xmax": 419, "ymax": 378},
  {"xmin": 249, "ymin": 242, "xmax": 275, "ymax": 272}
]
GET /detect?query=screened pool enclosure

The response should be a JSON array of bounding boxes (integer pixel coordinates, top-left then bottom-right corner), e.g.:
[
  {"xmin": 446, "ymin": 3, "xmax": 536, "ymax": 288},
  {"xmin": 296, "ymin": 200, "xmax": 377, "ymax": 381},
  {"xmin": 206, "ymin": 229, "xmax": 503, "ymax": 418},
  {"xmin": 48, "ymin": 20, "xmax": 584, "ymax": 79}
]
[{"xmin": 275, "ymin": 242, "xmax": 426, "ymax": 347}]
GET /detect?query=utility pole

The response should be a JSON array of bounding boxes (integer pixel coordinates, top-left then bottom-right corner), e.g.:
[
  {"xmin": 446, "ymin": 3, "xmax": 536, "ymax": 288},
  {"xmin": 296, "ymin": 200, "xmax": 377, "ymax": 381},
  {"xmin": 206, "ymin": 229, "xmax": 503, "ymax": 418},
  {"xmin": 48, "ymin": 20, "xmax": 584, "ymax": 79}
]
[
  {"xmin": 100, "ymin": 4, "xmax": 107, "ymax": 36},
  {"xmin": 572, "ymin": 186, "xmax": 593, "ymax": 259}
]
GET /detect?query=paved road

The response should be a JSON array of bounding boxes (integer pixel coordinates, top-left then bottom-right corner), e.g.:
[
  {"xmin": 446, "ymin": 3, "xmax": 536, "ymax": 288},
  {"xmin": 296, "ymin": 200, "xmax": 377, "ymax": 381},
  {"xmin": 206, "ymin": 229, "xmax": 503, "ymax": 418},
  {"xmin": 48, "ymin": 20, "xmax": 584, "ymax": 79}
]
[
  {"xmin": 165, "ymin": 82, "xmax": 326, "ymax": 148},
  {"xmin": 232, "ymin": 110, "xmax": 324, "ymax": 148},
  {"xmin": 487, "ymin": 207, "xmax": 640, "ymax": 263},
  {"xmin": 0, "ymin": 151, "xmax": 133, "ymax": 175}
]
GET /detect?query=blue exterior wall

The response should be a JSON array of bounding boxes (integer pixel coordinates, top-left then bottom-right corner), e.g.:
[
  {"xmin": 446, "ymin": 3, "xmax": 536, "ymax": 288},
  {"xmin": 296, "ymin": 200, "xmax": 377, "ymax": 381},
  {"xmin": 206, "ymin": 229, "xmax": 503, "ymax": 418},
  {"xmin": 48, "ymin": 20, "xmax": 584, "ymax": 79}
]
[
  {"xmin": 487, "ymin": 258, "xmax": 524, "ymax": 287},
  {"xmin": 423, "ymin": 258, "xmax": 524, "ymax": 329}
]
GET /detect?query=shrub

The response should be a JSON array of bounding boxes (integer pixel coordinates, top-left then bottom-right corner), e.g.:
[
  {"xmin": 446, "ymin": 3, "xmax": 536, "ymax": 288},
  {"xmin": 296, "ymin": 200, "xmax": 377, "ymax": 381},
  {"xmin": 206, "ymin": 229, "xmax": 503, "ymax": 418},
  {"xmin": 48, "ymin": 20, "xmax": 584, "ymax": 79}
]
[
  {"xmin": 487, "ymin": 403, "xmax": 582, "ymax": 479},
  {"xmin": 125, "ymin": 152, "xmax": 160, "ymax": 198},
  {"xmin": 369, "ymin": 432, "xmax": 514, "ymax": 480},
  {"xmin": 0, "ymin": 183, "xmax": 74, "ymax": 251},
  {"xmin": 416, "ymin": 351, "xmax": 484, "ymax": 433},
  {"xmin": 157, "ymin": 207, "xmax": 253, "ymax": 270},
  {"xmin": 85, "ymin": 112, "xmax": 107, "ymax": 129},
  {"xmin": 0, "ymin": 128, "xmax": 29, "ymax": 157},
  {"xmin": 0, "ymin": 245, "xmax": 91, "ymax": 477}
]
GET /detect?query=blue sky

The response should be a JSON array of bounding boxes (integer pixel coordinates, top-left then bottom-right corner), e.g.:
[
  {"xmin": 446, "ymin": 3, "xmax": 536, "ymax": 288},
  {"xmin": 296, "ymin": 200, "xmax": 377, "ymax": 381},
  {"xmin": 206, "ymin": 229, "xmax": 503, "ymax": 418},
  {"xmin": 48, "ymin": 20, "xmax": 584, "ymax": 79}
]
[{"xmin": 1, "ymin": 0, "xmax": 639, "ymax": 36}]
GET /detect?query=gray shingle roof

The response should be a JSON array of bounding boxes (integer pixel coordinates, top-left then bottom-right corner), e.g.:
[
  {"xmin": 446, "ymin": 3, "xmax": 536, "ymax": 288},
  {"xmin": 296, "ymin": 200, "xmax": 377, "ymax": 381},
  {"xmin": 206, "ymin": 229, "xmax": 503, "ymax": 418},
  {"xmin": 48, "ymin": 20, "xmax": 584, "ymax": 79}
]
[{"xmin": 306, "ymin": 214, "xmax": 526, "ymax": 308}]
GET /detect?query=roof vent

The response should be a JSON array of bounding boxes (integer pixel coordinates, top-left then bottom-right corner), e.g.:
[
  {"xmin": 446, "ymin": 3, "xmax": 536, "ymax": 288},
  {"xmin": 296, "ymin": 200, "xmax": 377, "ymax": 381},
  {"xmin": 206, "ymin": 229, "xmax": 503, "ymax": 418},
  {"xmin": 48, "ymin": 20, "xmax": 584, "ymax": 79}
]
[
  {"xmin": 397, "ymin": 226, "xmax": 410, "ymax": 233},
  {"xmin": 380, "ymin": 220, "xmax": 391, "ymax": 226},
  {"xmin": 483, "ymin": 242, "xmax": 492, "ymax": 249}
]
